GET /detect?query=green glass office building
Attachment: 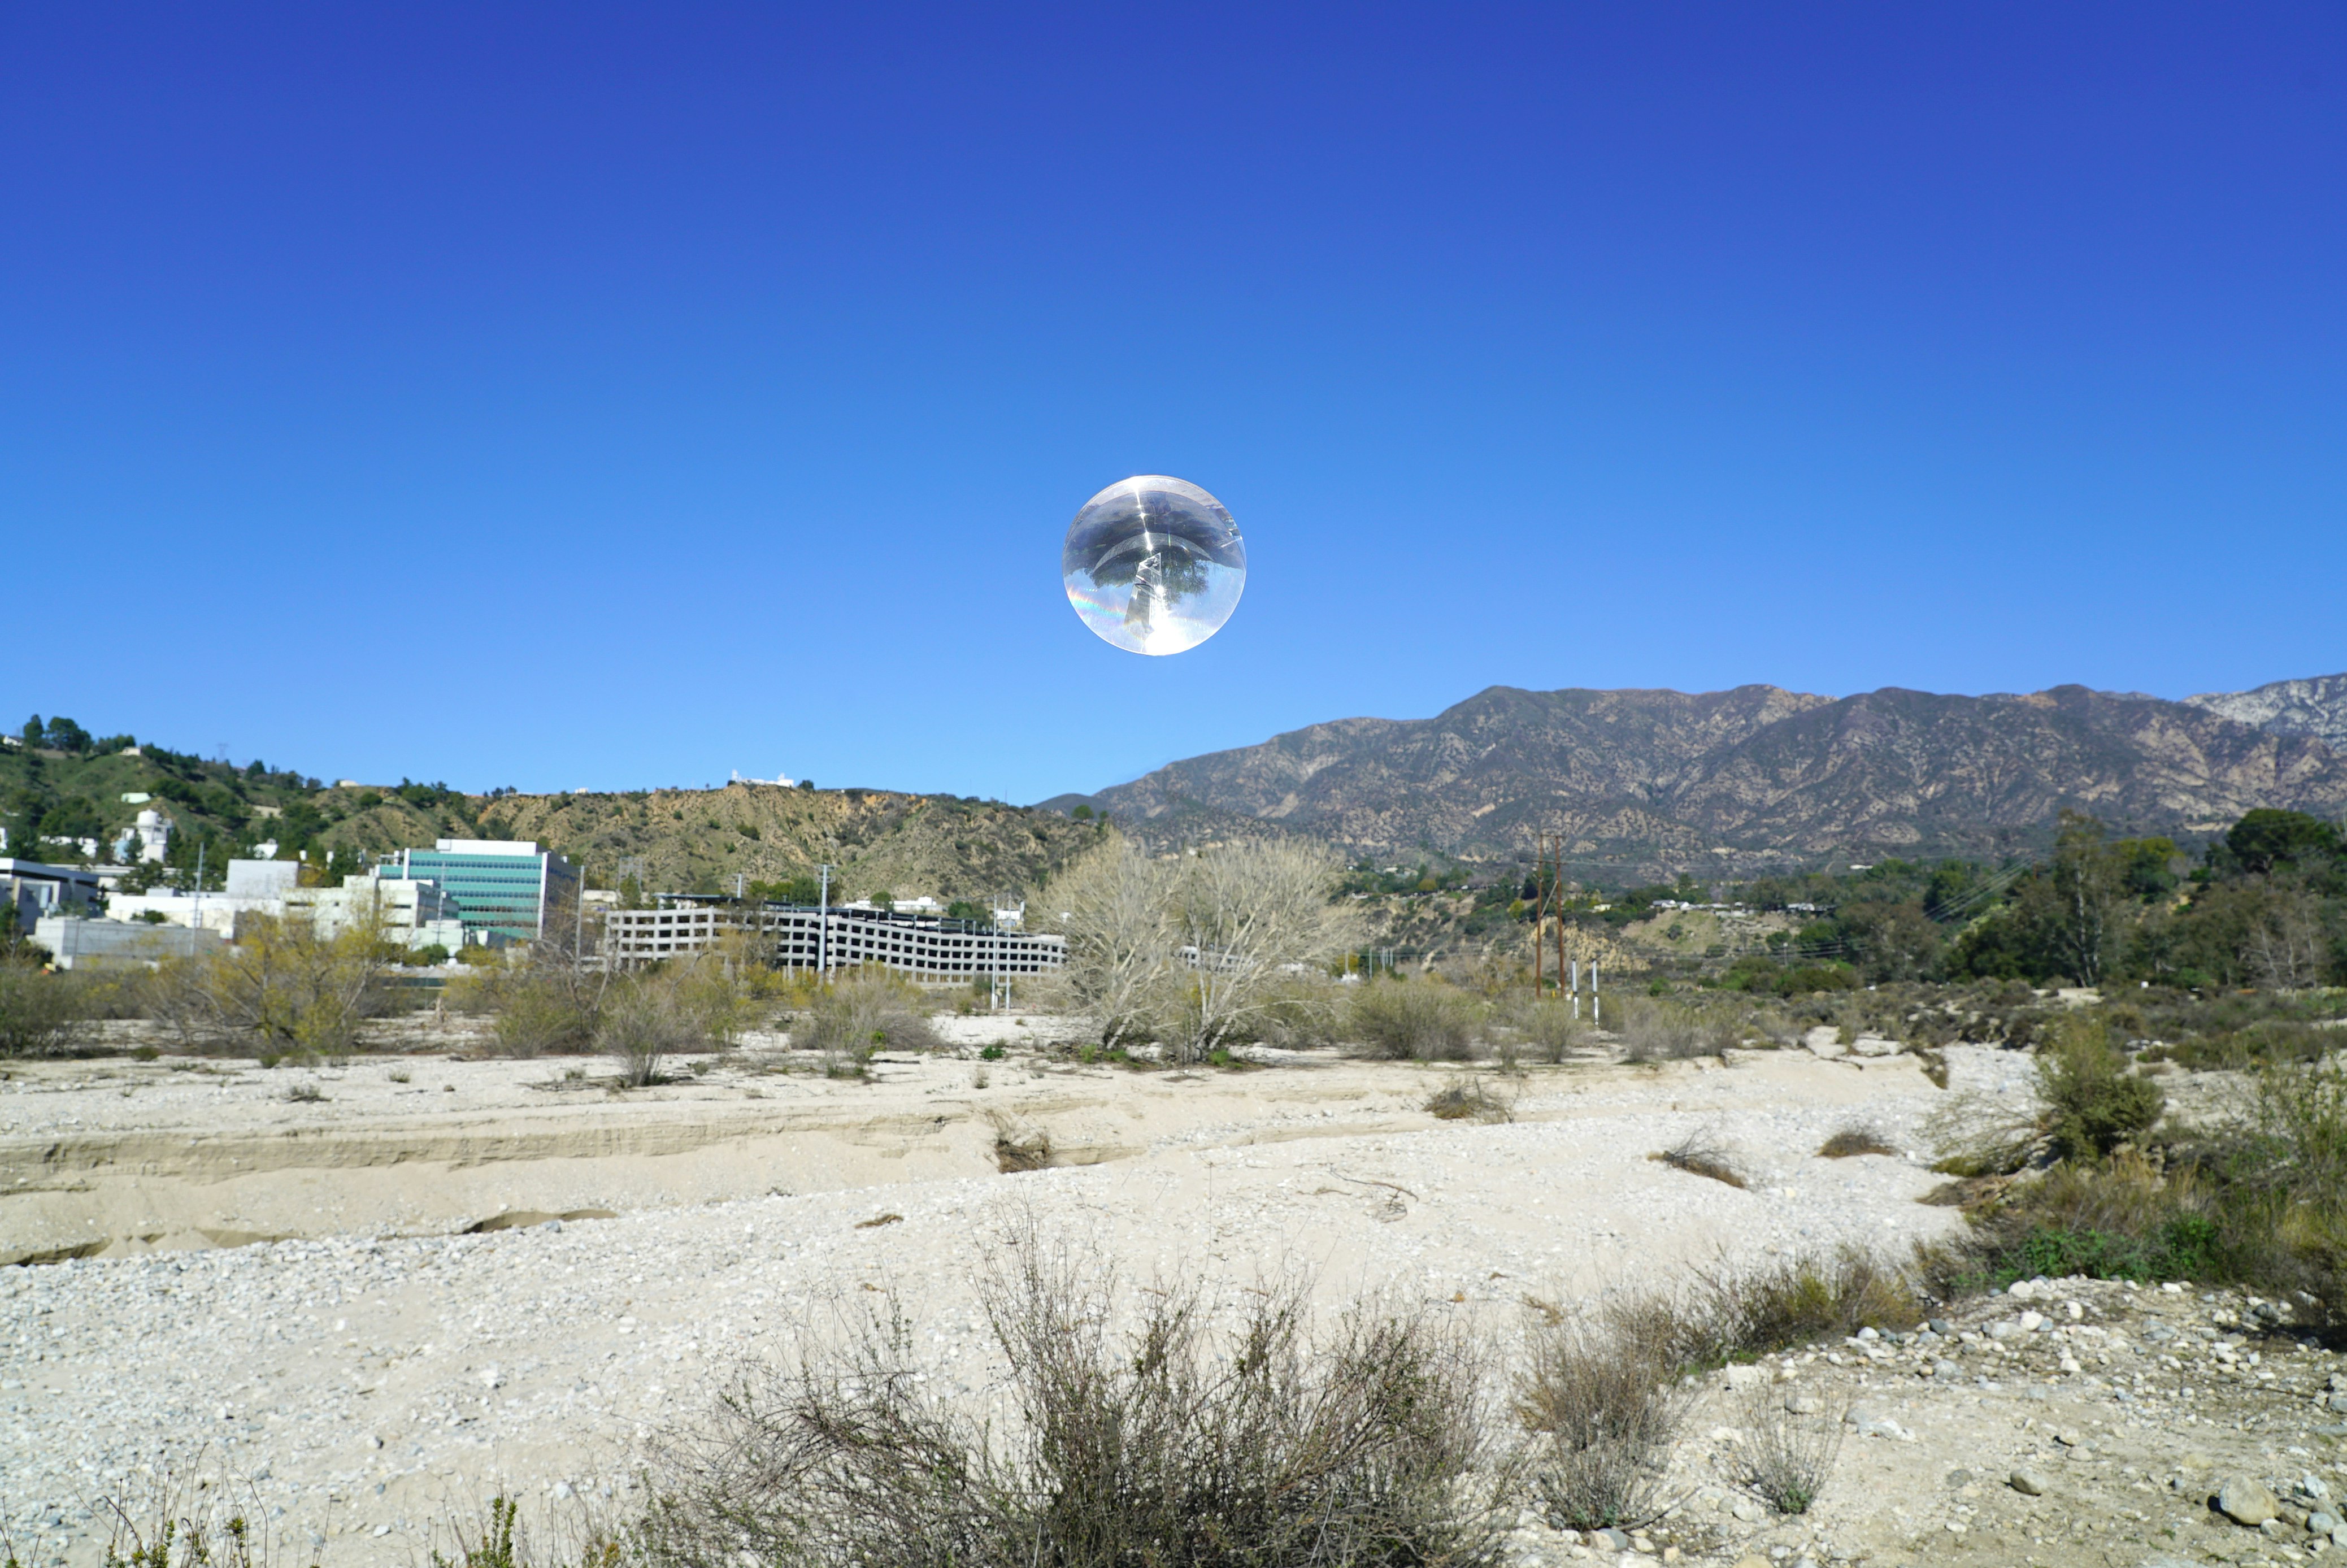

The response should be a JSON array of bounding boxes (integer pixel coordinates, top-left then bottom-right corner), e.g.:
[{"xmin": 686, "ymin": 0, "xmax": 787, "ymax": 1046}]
[{"xmin": 389, "ymin": 839, "xmax": 577, "ymax": 942}]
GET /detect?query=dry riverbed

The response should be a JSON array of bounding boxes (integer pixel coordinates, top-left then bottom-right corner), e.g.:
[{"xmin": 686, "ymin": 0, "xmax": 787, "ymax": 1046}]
[{"xmin": 3, "ymin": 1037, "xmax": 2341, "ymax": 1567}]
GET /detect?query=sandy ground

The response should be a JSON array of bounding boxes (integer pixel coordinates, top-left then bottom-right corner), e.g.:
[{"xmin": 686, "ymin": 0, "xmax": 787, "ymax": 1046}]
[{"xmin": 5, "ymin": 1034, "xmax": 2341, "ymax": 1567}]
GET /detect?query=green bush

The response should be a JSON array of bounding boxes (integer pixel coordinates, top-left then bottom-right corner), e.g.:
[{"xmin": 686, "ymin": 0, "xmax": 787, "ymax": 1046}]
[
  {"xmin": 2037, "ymin": 1020, "xmax": 2164, "ymax": 1161},
  {"xmin": 0, "ymin": 961, "xmax": 90, "ymax": 1057},
  {"xmin": 1943, "ymin": 1068, "xmax": 2347, "ymax": 1335}
]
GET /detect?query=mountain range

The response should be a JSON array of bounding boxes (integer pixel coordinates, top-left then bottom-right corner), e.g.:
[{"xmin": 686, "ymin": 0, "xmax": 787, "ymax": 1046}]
[{"xmin": 1042, "ymin": 673, "xmax": 2347, "ymax": 879}]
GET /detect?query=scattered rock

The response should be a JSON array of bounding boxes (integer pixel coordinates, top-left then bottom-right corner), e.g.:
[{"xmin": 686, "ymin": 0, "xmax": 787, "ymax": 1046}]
[
  {"xmin": 1784, "ymin": 1392, "xmax": 1824, "ymax": 1415},
  {"xmin": 2217, "ymin": 1475, "xmax": 2279, "ymax": 1527},
  {"xmin": 2009, "ymin": 1468, "xmax": 2049, "ymax": 1496}
]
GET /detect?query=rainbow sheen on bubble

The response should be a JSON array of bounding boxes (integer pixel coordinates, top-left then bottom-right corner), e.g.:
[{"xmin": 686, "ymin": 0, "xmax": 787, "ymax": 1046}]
[{"xmin": 1062, "ymin": 476, "xmax": 1246, "ymax": 655}]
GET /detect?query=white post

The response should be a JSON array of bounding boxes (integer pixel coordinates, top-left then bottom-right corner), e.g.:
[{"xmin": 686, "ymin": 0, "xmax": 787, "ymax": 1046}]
[
  {"xmin": 1570, "ymin": 959, "xmax": 1580, "ymax": 1020},
  {"xmin": 817, "ymin": 865, "xmax": 831, "ymax": 978},
  {"xmin": 1591, "ymin": 964, "xmax": 1600, "ymax": 1027}
]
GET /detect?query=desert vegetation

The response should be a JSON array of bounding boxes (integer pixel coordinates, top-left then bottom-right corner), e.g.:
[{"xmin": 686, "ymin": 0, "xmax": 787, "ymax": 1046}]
[
  {"xmin": 1046, "ymin": 835, "xmax": 1361, "ymax": 1062},
  {"xmin": 628, "ymin": 1236, "xmax": 1511, "ymax": 1568}
]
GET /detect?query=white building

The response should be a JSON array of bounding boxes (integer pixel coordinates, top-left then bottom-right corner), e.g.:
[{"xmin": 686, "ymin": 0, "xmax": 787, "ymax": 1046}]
[
  {"xmin": 603, "ymin": 896, "xmax": 1064, "ymax": 977},
  {"xmin": 32, "ymin": 915, "xmax": 224, "ymax": 970},
  {"xmin": 124, "ymin": 808, "xmax": 171, "ymax": 864},
  {"xmin": 104, "ymin": 861, "xmax": 469, "ymax": 954},
  {"xmin": 105, "ymin": 858, "xmax": 292, "ymax": 936},
  {"xmin": 288, "ymin": 874, "xmax": 468, "ymax": 953}
]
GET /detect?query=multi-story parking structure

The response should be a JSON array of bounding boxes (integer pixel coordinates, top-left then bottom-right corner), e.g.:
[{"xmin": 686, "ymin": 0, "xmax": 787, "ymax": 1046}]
[{"xmin": 602, "ymin": 894, "xmax": 1064, "ymax": 978}]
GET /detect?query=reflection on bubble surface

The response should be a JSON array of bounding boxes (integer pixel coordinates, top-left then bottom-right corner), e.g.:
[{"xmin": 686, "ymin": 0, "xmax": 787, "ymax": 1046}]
[{"xmin": 1062, "ymin": 476, "xmax": 1246, "ymax": 655}]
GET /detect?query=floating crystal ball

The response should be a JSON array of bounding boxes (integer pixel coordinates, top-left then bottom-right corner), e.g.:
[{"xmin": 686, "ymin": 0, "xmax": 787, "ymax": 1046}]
[{"xmin": 1062, "ymin": 476, "xmax": 1246, "ymax": 655}]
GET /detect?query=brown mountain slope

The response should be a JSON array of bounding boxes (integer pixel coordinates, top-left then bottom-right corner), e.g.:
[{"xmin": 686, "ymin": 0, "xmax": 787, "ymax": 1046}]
[
  {"xmin": 1056, "ymin": 683, "xmax": 2347, "ymax": 874},
  {"xmin": 1676, "ymin": 685, "xmax": 2347, "ymax": 853},
  {"xmin": 473, "ymin": 783, "xmax": 1105, "ymax": 903},
  {"xmin": 2185, "ymin": 672, "xmax": 2347, "ymax": 753}
]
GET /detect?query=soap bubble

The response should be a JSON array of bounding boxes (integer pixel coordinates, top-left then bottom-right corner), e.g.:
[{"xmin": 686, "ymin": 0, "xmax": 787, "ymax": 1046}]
[{"xmin": 1062, "ymin": 476, "xmax": 1246, "ymax": 655}]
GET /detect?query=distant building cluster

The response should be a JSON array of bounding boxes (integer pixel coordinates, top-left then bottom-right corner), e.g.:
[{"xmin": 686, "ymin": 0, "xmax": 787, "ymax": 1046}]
[
  {"xmin": 9, "ymin": 827, "xmax": 1055, "ymax": 981},
  {"xmin": 10, "ymin": 838, "xmax": 576, "ymax": 970}
]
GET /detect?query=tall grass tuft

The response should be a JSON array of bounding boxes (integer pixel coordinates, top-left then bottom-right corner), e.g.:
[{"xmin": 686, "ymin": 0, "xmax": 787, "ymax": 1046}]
[
  {"xmin": 1517, "ymin": 1319, "xmax": 1688, "ymax": 1531},
  {"xmin": 633, "ymin": 1235, "xmax": 1510, "ymax": 1568},
  {"xmin": 1739, "ymin": 1393, "xmax": 1842, "ymax": 1515},
  {"xmin": 1816, "ymin": 1124, "xmax": 1898, "ymax": 1159},
  {"xmin": 1651, "ymin": 1127, "xmax": 1746, "ymax": 1189},
  {"xmin": 1424, "ymin": 1076, "xmax": 1510, "ymax": 1123}
]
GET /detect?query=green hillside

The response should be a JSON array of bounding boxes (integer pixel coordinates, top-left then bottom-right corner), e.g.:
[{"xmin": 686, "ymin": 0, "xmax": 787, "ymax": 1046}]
[{"xmin": 0, "ymin": 713, "xmax": 1103, "ymax": 904}]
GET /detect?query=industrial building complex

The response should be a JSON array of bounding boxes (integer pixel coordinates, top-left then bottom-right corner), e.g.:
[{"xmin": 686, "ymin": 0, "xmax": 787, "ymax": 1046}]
[
  {"xmin": 14, "ymin": 827, "xmax": 1058, "ymax": 981},
  {"xmin": 601, "ymin": 896, "xmax": 1064, "ymax": 976}
]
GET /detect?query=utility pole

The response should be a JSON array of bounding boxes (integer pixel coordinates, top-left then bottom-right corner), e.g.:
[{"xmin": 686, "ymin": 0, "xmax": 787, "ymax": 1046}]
[
  {"xmin": 1532, "ymin": 845, "xmax": 1543, "ymax": 996},
  {"xmin": 1553, "ymin": 837, "xmax": 1567, "ymax": 998}
]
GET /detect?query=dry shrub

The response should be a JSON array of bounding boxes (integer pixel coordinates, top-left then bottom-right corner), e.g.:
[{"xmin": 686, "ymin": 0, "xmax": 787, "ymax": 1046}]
[
  {"xmin": 1492, "ymin": 996, "xmax": 1585, "ymax": 1063},
  {"xmin": 597, "ymin": 985, "xmax": 701, "ymax": 1087},
  {"xmin": 1614, "ymin": 997, "xmax": 1713, "ymax": 1063},
  {"xmin": 142, "ymin": 916, "xmax": 390, "ymax": 1056},
  {"xmin": 1701, "ymin": 1246, "xmax": 1923, "ymax": 1356},
  {"xmin": 799, "ymin": 970, "xmax": 941, "ymax": 1076},
  {"xmin": 1424, "ymin": 1077, "xmax": 1510, "ymax": 1123},
  {"xmin": 1346, "ymin": 979, "xmax": 1480, "ymax": 1061},
  {"xmin": 0, "ymin": 961, "xmax": 93, "ymax": 1057},
  {"xmin": 985, "ymin": 1110, "xmax": 1052, "ymax": 1172},
  {"xmin": 492, "ymin": 975, "xmax": 596, "ymax": 1057},
  {"xmin": 1248, "ymin": 970, "xmax": 1350, "ymax": 1049},
  {"xmin": 1816, "ymin": 1124, "xmax": 1898, "ymax": 1159},
  {"xmin": 634, "ymin": 1236, "xmax": 1509, "ymax": 1568},
  {"xmin": 1922, "ymin": 1084, "xmax": 2045, "ymax": 1178},
  {"xmin": 1651, "ymin": 1127, "xmax": 1745, "ymax": 1188},
  {"xmin": 1518, "ymin": 1319, "xmax": 1688, "ymax": 1532},
  {"xmin": 1739, "ymin": 1392, "xmax": 1842, "ymax": 1515}
]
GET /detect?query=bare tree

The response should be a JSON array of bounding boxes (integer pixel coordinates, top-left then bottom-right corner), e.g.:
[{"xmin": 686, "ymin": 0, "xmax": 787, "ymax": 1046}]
[
  {"xmin": 1046, "ymin": 835, "xmax": 1359, "ymax": 1062},
  {"xmin": 2246, "ymin": 884, "xmax": 2328, "ymax": 991},
  {"xmin": 1042, "ymin": 835, "xmax": 1176, "ymax": 1047},
  {"xmin": 1164, "ymin": 839, "xmax": 1360, "ymax": 1060}
]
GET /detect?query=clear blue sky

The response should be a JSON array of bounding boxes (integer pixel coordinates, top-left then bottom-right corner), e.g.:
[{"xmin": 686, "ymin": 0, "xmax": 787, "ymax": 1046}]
[{"xmin": 5, "ymin": 5, "xmax": 2341, "ymax": 802}]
